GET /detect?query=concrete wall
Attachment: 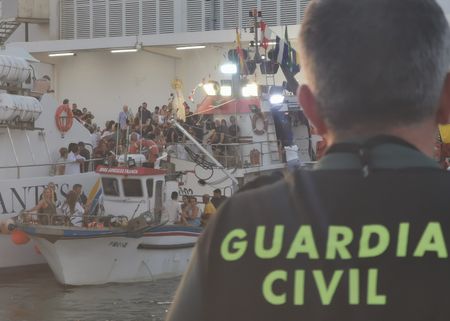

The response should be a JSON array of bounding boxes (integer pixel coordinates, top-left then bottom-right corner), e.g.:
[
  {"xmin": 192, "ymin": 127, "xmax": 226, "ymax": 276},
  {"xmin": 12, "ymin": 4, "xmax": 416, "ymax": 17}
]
[
  {"xmin": 1, "ymin": 0, "xmax": 17, "ymax": 18},
  {"xmin": 18, "ymin": 0, "xmax": 49, "ymax": 19},
  {"xmin": 7, "ymin": 23, "xmax": 50, "ymax": 43},
  {"xmin": 28, "ymin": 39, "xmax": 302, "ymax": 127},
  {"xmin": 3, "ymin": 0, "xmax": 52, "ymax": 43},
  {"xmin": 34, "ymin": 50, "xmax": 177, "ymax": 126}
]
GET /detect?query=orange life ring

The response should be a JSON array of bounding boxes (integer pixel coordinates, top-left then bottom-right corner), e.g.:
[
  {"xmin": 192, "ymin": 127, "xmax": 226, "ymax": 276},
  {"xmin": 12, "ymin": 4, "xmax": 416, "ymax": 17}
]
[
  {"xmin": 55, "ymin": 104, "xmax": 74, "ymax": 134},
  {"xmin": 251, "ymin": 112, "xmax": 268, "ymax": 135}
]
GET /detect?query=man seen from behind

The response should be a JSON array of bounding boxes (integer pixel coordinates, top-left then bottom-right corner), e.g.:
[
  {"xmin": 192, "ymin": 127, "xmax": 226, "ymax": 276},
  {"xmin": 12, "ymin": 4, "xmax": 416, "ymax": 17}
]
[{"xmin": 167, "ymin": 0, "xmax": 450, "ymax": 320}]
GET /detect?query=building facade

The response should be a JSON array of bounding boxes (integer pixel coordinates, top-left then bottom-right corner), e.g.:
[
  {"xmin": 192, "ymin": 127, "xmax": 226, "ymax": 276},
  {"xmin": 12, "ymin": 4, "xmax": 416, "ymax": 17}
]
[{"xmin": 1, "ymin": 0, "xmax": 449, "ymax": 125}]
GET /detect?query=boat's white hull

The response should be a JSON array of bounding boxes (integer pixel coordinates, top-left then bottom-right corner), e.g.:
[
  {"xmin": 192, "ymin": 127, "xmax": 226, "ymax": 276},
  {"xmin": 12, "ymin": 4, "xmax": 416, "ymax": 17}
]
[
  {"xmin": 0, "ymin": 234, "xmax": 45, "ymax": 268},
  {"xmin": 30, "ymin": 227, "xmax": 200, "ymax": 285}
]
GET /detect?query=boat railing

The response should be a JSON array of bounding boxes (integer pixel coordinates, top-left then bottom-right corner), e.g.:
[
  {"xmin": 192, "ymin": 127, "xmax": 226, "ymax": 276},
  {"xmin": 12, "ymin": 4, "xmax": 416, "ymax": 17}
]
[
  {"xmin": 0, "ymin": 157, "xmax": 107, "ymax": 179},
  {"xmin": 167, "ymin": 140, "xmax": 285, "ymax": 169},
  {"xmin": 17, "ymin": 211, "xmax": 178, "ymax": 232},
  {"xmin": 18, "ymin": 211, "xmax": 131, "ymax": 228}
]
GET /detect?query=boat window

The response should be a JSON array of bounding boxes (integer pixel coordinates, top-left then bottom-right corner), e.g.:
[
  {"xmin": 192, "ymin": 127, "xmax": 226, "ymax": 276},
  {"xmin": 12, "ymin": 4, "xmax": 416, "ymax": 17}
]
[
  {"xmin": 102, "ymin": 178, "xmax": 120, "ymax": 196},
  {"xmin": 122, "ymin": 179, "xmax": 143, "ymax": 197},
  {"xmin": 146, "ymin": 179, "xmax": 154, "ymax": 198}
]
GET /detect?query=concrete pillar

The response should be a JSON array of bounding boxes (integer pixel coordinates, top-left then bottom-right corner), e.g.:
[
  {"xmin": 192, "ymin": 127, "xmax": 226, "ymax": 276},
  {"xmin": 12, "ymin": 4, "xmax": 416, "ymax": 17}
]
[
  {"xmin": 2, "ymin": 0, "xmax": 18, "ymax": 18},
  {"xmin": 174, "ymin": 0, "xmax": 185, "ymax": 33},
  {"xmin": 49, "ymin": 0, "xmax": 59, "ymax": 40}
]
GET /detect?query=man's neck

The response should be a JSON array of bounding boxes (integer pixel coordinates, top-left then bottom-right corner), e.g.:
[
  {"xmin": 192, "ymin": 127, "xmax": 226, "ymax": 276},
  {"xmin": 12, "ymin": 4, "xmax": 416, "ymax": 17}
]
[{"xmin": 327, "ymin": 120, "xmax": 437, "ymax": 157}]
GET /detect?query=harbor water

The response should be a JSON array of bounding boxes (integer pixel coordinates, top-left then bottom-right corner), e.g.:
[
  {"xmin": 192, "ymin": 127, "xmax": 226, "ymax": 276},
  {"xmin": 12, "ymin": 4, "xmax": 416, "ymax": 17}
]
[{"xmin": 0, "ymin": 265, "xmax": 179, "ymax": 321}]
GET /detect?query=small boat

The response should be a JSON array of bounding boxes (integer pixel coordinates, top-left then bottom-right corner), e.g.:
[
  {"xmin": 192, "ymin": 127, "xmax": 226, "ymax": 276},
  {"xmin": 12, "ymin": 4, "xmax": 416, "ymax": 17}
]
[{"xmin": 14, "ymin": 165, "xmax": 202, "ymax": 286}]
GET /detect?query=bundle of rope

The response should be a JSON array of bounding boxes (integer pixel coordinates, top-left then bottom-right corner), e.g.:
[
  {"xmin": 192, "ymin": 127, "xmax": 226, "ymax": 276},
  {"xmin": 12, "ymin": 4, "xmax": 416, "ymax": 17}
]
[{"xmin": 184, "ymin": 146, "xmax": 217, "ymax": 170}]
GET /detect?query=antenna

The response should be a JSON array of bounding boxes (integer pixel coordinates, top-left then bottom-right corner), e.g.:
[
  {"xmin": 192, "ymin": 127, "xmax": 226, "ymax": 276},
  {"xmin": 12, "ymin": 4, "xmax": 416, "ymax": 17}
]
[{"xmin": 250, "ymin": 9, "xmax": 262, "ymax": 64}]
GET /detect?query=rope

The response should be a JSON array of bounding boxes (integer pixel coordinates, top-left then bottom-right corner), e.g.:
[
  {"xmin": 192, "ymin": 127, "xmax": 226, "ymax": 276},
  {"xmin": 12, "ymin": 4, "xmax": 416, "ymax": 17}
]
[{"xmin": 184, "ymin": 146, "xmax": 217, "ymax": 169}]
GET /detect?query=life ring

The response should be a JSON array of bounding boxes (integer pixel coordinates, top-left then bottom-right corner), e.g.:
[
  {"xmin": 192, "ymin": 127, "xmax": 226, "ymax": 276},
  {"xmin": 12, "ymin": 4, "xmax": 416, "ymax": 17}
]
[
  {"xmin": 55, "ymin": 104, "xmax": 74, "ymax": 134},
  {"xmin": 251, "ymin": 112, "xmax": 268, "ymax": 135}
]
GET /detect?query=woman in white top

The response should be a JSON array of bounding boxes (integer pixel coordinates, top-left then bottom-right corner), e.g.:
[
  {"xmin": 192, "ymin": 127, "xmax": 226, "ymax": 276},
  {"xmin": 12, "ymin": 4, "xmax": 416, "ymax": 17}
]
[{"xmin": 60, "ymin": 190, "xmax": 85, "ymax": 227}]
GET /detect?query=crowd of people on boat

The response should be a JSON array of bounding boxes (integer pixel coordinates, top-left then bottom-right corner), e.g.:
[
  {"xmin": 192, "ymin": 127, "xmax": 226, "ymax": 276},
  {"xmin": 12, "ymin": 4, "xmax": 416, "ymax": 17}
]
[
  {"xmin": 55, "ymin": 97, "xmax": 450, "ymax": 172},
  {"xmin": 162, "ymin": 189, "xmax": 227, "ymax": 227},
  {"xmin": 52, "ymin": 98, "xmax": 243, "ymax": 174}
]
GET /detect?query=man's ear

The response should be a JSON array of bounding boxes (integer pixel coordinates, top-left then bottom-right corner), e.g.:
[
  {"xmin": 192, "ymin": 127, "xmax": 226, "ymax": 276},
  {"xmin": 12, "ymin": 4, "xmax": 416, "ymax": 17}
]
[
  {"xmin": 437, "ymin": 73, "xmax": 450, "ymax": 125},
  {"xmin": 298, "ymin": 85, "xmax": 328, "ymax": 136}
]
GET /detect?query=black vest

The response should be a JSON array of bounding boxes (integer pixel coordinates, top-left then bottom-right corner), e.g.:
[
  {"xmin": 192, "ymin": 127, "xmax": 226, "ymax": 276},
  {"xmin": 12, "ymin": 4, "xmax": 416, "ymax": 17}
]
[{"xmin": 198, "ymin": 165, "xmax": 450, "ymax": 321}]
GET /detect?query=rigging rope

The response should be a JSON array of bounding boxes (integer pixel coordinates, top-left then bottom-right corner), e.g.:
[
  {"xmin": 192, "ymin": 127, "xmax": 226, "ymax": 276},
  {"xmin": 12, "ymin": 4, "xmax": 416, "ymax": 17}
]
[{"xmin": 184, "ymin": 146, "xmax": 217, "ymax": 169}]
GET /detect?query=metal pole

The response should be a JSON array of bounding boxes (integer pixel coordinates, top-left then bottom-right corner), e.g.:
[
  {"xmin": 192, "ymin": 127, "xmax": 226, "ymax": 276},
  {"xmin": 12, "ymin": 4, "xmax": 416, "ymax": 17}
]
[
  {"xmin": 115, "ymin": 115, "xmax": 120, "ymax": 157},
  {"xmin": 40, "ymin": 130, "xmax": 52, "ymax": 163},
  {"xmin": 253, "ymin": 9, "xmax": 261, "ymax": 63},
  {"xmin": 139, "ymin": 107, "xmax": 143, "ymax": 154},
  {"xmin": 25, "ymin": 131, "xmax": 36, "ymax": 164},
  {"xmin": 169, "ymin": 119, "xmax": 239, "ymax": 186},
  {"xmin": 7, "ymin": 127, "xmax": 20, "ymax": 178},
  {"xmin": 25, "ymin": 23, "xmax": 29, "ymax": 42}
]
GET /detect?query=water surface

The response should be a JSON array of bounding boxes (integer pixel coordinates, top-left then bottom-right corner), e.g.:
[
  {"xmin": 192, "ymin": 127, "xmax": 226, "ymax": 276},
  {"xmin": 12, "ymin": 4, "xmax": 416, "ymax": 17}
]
[{"xmin": 0, "ymin": 265, "xmax": 179, "ymax": 321}]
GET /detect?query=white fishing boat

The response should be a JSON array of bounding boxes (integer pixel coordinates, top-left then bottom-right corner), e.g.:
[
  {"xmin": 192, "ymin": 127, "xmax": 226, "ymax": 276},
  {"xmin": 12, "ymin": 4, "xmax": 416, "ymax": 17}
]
[
  {"xmin": 15, "ymin": 165, "xmax": 201, "ymax": 285},
  {"xmin": 0, "ymin": 48, "xmax": 100, "ymax": 268}
]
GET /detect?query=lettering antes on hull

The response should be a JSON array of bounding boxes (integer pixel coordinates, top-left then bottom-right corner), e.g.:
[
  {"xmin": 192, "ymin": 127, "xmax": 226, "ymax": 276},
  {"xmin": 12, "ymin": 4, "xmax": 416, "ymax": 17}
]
[{"xmin": 0, "ymin": 183, "xmax": 71, "ymax": 214}]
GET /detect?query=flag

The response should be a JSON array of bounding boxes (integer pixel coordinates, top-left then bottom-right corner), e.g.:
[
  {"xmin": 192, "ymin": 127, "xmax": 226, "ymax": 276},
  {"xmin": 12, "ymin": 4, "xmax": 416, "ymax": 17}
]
[
  {"xmin": 236, "ymin": 28, "xmax": 248, "ymax": 74},
  {"xmin": 285, "ymin": 26, "xmax": 300, "ymax": 74},
  {"xmin": 274, "ymin": 26, "xmax": 300, "ymax": 75},
  {"xmin": 291, "ymin": 50, "xmax": 300, "ymax": 74},
  {"xmin": 87, "ymin": 178, "xmax": 103, "ymax": 216},
  {"xmin": 284, "ymin": 26, "xmax": 292, "ymax": 70},
  {"xmin": 275, "ymin": 36, "xmax": 289, "ymax": 66},
  {"xmin": 260, "ymin": 21, "xmax": 273, "ymax": 50}
]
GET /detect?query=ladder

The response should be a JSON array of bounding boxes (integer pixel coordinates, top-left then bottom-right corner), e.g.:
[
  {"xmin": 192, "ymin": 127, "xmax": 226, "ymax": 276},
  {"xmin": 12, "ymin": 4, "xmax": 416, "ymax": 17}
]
[
  {"xmin": 265, "ymin": 72, "xmax": 276, "ymax": 87},
  {"xmin": 0, "ymin": 18, "xmax": 21, "ymax": 46},
  {"xmin": 265, "ymin": 114, "xmax": 280, "ymax": 162}
]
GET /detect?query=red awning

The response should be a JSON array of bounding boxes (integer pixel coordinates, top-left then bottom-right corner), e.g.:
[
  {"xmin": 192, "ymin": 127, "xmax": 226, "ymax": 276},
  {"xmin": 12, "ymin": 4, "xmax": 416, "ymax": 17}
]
[{"xmin": 196, "ymin": 96, "xmax": 261, "ymax": 115}]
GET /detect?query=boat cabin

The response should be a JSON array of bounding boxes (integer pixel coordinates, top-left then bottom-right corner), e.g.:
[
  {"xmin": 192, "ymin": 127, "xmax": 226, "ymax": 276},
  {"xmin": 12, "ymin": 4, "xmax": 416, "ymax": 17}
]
[{"xmin": 96, "ymin": 165, "xmax": 177, "ymax": 220}]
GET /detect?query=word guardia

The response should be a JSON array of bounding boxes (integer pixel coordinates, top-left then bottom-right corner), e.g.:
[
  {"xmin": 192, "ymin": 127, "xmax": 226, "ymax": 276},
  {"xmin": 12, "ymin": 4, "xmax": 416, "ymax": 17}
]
[{"xmin": 221, "ymin": 223, "xmax": 447, "ymax": 306}]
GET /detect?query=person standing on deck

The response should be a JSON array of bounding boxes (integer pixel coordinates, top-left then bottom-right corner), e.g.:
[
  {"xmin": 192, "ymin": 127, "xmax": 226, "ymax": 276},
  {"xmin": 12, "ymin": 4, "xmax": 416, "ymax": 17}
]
[
  {"xmin": 167, "ymin": 0, "xmax": 450, "ymax": 320},
  {"xmin": 140, "ymin": 102, "xmax": 152, "ymax": 125},
  {"xmin": 162, "ymin": 191, "xmax": 182, "ymax": 225},
  {"xmin": 118, "ymin": 105, "xmax": 130, "ymax": 145},
  {"xmin": 65, "ymin": 143, "xmax": 85, "ymax": 175},
  {"xmin": 210, "ymin": 188, "xmax": 227, "ymax": 209}
]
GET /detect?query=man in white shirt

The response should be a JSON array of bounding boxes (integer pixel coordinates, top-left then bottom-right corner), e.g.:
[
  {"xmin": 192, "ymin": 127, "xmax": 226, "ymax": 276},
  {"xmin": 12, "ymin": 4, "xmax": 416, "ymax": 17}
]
[
  {"xmin": 65, "ymin": 143, "xmax": 85, "ymax": 175},
  {"xmin": 162, "ymin": 191, "xmax": 181, "ymax": 224}
]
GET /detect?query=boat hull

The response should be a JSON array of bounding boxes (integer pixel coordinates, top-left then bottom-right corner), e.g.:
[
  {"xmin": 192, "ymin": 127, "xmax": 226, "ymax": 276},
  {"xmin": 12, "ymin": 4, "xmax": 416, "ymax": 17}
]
[
  {"xmin": 25, "ymin": 225, "xmax": 201, "ymax": 285},
  {"xmin": 0, "ymin": 234, "xmax": 45, "ymax": 268}
]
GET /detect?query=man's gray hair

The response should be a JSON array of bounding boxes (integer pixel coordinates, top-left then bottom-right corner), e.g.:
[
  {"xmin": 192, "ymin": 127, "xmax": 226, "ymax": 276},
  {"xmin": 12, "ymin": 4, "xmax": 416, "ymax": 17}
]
[{"xmin": 300, "ymin": 0, "xmax": 450, "ymax": 132}]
